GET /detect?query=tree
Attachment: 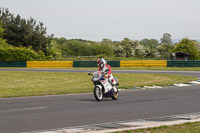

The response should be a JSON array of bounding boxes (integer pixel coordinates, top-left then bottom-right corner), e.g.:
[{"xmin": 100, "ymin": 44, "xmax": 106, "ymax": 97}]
[
  {"xmin": 101, "ymin": 38, "xmax": 112, "ymax": 45},
  {"xmin": 0, "ymin": 8, "xmax": 53, "ymax": 54},
  {"xmin": 161, "ymin": 33, "xmax": 172, "ymax": 44},
  {"xmin": 121, "ymin": 38, "xmax": 140, "ymax": 57},
  {"xmin": 54, "ymin": 37, "xmax": 67, "ymax": 45},
  {"xmin": 46, "ymin": 40, "xmax": 62, "ymax": 59},
  {"xmin": 193, "ymin": 40, "xmax": 200, "ymax": 57},
  {"xmin": 157, "ymin": 43, "xmax": 174, "ymax": 59},
  {"xmin": 140, "ymin": 38, "xmax": 159, "ymax": 58},
  {"xmin": 173, "ymin": 38, "xmax": 199, "ymax": 60},
  {"xmin": 111, "ymin": 41, "xmax": 126, "ymax": 57},
  {"xmin": 0, "ymin": 46, "xmax": 39, "ymax": 61},
  {"xmin": 0, "ymin": 21, "xmax": 4, "ymax": 37},
  {"xmin": 56, "ymin": 38, "xmax": 114, "ymax": 57},
  {"xmin": 0, "ymin": 21, "xmax": 9, "ymax": 48},
  {"xmin": 140, "ymin": 38, "xmax": 159, "ymax": 48}
]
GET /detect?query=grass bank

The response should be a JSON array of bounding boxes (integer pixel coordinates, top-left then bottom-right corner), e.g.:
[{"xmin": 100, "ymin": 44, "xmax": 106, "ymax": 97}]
[
  {"xmin": 116, "ymin": 67, "xmax": 200, "ymax": 71},
  {"xmin": 72, "ymin": 67, "xmax": 200, "ymax": 71},
  {"xmin": 114, "ymin": 122, "xmax": 200, "ymax": 133},
  {"xmin": 0, "ymin": 71, "xmax": 197, "ymax": 98},
  {"xmin": 2, "ymin": 67, "xmax": 200, "ymax": 71}
]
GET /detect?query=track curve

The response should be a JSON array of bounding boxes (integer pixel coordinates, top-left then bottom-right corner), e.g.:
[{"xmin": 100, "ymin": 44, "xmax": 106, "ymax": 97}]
[{"xmin": 0, "ymin": 69, "xmax": 200, "ymax": 133}]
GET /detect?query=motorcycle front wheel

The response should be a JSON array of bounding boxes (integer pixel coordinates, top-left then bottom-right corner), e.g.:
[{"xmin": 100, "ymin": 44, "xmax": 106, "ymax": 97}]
[
  {"xmin": 94, "ymin": 86, "xmax": 103, "ymax": 101},
  {"xmin": 111, "ymin": 86, "xmax": 119, "ymax": 100}
]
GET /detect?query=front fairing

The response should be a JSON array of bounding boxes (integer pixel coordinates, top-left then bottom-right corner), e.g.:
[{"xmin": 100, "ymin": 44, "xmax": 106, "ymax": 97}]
[
  {"xmin": 92, "ymin": 71, "xmax": 105, "ymax": 82},
  {"xmin": 92, "ymin": 71, "xmax": 113, "ymax": 96}
]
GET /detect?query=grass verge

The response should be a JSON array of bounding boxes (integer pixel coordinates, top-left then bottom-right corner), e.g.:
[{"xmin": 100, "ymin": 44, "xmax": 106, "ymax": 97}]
[
  {"xmin": 2, "ymin": 67, "xmax": 200, "ymax": 71},
  {"xmin": 0, "ymin": 71, "xmax": 197, "ymax": 98},
  {"xmin": 114, "ymin": 121, "xmax": 200, "ymax": 133},
  {"xmin": 116, "ymin": 67, "xmax": 200, "ymax": 71}
]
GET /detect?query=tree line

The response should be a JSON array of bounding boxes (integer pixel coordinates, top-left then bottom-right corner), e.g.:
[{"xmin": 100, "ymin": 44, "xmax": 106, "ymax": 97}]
[
  {"xmin": 54, "ymin": 35, "xmax": 200, "ymax": 60},
  {"xmin": 0, "ymin": 8, "xmax": 200, "ymax": 61}
]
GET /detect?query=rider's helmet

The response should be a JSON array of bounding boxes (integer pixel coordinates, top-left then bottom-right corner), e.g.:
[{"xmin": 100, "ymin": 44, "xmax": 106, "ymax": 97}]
[{"xmin": 97, "ymin": 58, "xmax": 106, "ymax": 68}]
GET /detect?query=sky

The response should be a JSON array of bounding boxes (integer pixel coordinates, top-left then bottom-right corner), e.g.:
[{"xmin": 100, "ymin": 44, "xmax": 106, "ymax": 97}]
[{"xmin": 0, "ymin": 0, "xmax": 200, "ymax": 41}]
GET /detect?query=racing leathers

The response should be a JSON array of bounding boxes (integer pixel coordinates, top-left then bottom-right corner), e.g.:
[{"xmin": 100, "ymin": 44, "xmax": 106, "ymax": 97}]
[{"xmin": 99, "ymin": 64, "xmax": 117, "ymax": 92}]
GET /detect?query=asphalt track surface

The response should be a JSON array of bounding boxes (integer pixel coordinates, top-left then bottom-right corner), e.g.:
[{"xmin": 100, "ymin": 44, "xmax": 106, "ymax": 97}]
[{"xmin": 0, "ymin": 69, "xmax": 200, "ymax": 133}]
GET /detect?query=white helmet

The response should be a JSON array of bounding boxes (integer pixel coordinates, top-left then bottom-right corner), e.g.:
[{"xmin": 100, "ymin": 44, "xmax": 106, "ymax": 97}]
[{"xmin": 97, "ymin": 58, "xmax": 106, "ymax": 68}]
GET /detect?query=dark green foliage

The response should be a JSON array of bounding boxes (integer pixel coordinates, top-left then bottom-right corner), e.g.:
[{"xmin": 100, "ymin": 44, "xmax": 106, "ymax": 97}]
[
  {"xmin": 0, "ymin": 21, "xmax": 4, "ymax": 37},
  {"xmin": 140, "ymin": 38, "xmax": 159, "ymax": 48},
  {"xmin": 1, "ymin": 7, "xmax": 200, "ymax": 60},
  {"xmin": 161, "ymin": 33, "xmax": 172, "ymax": 44},
  {"xmin": 173, "ymin": 38, "xmax": 199, "ymax": 60},
  {"xmin": 0, "ymin": 46, "xmax": 39, "ymax": 61},
  {"xmin": 58, "ymin": 39, "xmax": 114, "ymax": 57},
  {"xmin": 157, "ymin": 43, "xmax": 174, "ymax": 60},
  {"xmin": 0, "ymin": 21, "xmax": 9, "ymax": 49},
  {"xmin": 0, "ymin": 8, "xmax": 53, "ymax": 54}
]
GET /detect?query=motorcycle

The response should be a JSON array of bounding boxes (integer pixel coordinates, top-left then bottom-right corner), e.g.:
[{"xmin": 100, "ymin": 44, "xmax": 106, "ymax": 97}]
[{"xmin": 88, "ymin": 70, "xmax": 119, "ymax": 101}]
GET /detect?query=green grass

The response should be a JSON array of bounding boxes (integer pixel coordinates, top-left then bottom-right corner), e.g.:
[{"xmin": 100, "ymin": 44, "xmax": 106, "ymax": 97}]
[
  {"xmin": 0, "ymin": 71, "xmax": 197, "ymax": 98},
  {"xmin": 115, "ymin": 67, "xmax": 200, "ymax": 71},
  {"xmin": 68, "ymin": 67, "xmax": 200, "ymax": 71},
  {"xmin": 116, "ymin": 122, "xmax": 200, "ymax": 133},
  {"xmin": 2, "ymin": 67, "xmax": 200, "ymax": 71}
]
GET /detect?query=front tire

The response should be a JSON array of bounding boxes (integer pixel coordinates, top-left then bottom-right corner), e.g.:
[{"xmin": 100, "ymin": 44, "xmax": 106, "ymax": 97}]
[
  {"xmin": 94, "ymin": 86, "xmax": 103, "ymax": 101},
  {"xmin": 111, "ymin": 86, "xmax": 119, "ymax": 100}
]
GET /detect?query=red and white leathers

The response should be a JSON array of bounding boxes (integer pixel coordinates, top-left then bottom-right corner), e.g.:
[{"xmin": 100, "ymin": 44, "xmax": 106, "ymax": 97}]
[{"xmin": 98, "ymin": 64, "xmax": 117, "ymax": 86}]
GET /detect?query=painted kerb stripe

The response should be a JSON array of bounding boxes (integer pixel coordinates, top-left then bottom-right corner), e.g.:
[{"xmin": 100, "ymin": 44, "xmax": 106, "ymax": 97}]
[
  {"xmin": 120, "ymin": 60, "xmax": 167, "ymax": 68},
  {"xmin": 27, "ymin": 61, "xmax": 73, "ymax": 68}
]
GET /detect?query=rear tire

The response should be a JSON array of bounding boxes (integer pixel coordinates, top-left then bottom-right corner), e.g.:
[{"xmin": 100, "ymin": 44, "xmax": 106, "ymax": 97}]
[
  {"xmin": 94, "ymin": 86, "xmax": 103, "ymax": 101},
  {"xmin": 111, "ymin": 86, "xmax": 119, "ymax": 100}
]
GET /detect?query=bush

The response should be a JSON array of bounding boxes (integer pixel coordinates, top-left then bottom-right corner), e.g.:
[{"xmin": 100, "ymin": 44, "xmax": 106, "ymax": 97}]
[
  {"xmin": 0, "ymin": 46, "xmax": 39, "ymax": 61},
  {"xmin": 60, "ymin": 40, "xmax": 114, "ymax": 57},
  {"xmin": 173, "ymin": 38, "xmax": 199, "ymax": 60}
]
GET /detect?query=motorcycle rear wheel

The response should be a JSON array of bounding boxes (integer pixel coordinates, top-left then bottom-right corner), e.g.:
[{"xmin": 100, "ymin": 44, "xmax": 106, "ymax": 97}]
[
  {"xmin": 111, "ymin": 86, "xmax": 119, "ymax": 100},
  {"xmin": 94, "ymin": 86, "xmax": 103, "ymax": 101}
]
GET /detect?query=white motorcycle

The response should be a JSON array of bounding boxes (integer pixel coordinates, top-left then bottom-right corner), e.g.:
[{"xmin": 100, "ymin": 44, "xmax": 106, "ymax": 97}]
[{"xmin": 88, "ymin": 70, "xmax": 119, "ymax": 101}]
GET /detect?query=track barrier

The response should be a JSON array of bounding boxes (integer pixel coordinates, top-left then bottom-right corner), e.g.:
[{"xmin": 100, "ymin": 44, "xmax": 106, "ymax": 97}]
[
  {"xmin": 73, "ymin": 61, "xmax": 120, "ymax": 67},
  {"xmin": 120, "ymin": 60, "xmax": 167, "ymax": 68},
  {"xmin": 167, "ymin": 61, "xmax": 200, "ymax": 67},
  {"xmin": 0, "ymin": 61, "xmax": 26, "ymax": 67},
  {"xmin": 27, "ymin": 61, "xmax": 73, "ymax": 68},
  {"xmin": 1, "ymin": 60, "xmax": 200, "ymax": 68}
]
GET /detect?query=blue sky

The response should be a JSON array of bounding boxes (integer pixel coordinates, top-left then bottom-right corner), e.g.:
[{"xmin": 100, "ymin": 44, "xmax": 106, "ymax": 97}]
[{"xmin": 0, "ymin": 0, "xmax": 200, "ymax": 41}]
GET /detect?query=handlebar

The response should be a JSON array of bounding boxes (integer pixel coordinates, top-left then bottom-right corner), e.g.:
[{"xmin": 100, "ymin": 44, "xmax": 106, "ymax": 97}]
[{"xmin": 88, "ymin": 72, "xmax": 93, "ymax": 75}]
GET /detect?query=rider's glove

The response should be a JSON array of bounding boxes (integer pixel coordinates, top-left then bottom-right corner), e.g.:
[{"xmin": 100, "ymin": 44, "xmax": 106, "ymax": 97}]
[{"xmin": 104, "ymin": 74, "xmax": 108, "ymax": 78}]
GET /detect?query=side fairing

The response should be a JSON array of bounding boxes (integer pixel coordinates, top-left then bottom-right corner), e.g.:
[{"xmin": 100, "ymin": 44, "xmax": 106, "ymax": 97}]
[{"xmin": 101, "ymin": 79, "xmax": 113, "ymax": 93}]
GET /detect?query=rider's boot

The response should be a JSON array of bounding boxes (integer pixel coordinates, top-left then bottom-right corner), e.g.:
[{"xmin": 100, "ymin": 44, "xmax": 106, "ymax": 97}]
[
  {"xmin": 113, "ymin": 85, "xmax": 118, "ymax": 92},
  {"xmin": 110, "ymin": 78, "xmax": 118, "ymax": 92}
]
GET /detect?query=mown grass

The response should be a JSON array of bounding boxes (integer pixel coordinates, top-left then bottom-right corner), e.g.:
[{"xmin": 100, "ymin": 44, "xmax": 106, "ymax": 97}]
[
  {"xmin": 116, "ymin": 67, "xmax": 200, "ymax": 71},
  {"xmin": 70, "ymin": 67, "xmax": 200, "ymax": 71},
  {"xmin": 114, "ymin": 122, "xmax": 200, "ymax": 133},
  {"xmin": 0, "ymin": 71, "xmax": 197, "ymax": 98},
  {"xmin": 71, "ymin": 67, "xmax": 200, "ymax": 71},
  {"xmin": 2, "ymin": 67, "xmax": 200, "ymax": 71}
]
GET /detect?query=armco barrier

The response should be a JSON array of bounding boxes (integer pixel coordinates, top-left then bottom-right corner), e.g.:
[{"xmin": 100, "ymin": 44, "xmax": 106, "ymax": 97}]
[
  {"xmin": 27, "ymin": 61, "xmax": 73, "ymax": 68},
  {"xmin": 0, "ymin": 61, "xmax": 26, "ymax": 67},
  {"xmin": 73, "ymin": 61, "xmax": 120, "ymax": 67},
  {"xmin": 4, "ymin": 60, "xmax": 200, "ymax": 68},
  {"xmin": 167, "ymin": 61, "xmax": 200, "ymax": 67},
  {"xmin": 107, "ymin": 61, "xmax": 120, "ymax": 67},
  {"xmin": 120, "ymin": 60, "xmax": 167, "ymax": 68},
  {"xmin": 73, "ymin": 61, "xmax": 96, "ymax": 67}
]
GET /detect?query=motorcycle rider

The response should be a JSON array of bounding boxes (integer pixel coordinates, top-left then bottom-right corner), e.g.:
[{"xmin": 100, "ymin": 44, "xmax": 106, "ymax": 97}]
[{"xmin": 97, "ymin": 58, "xmax": 118, "ymax": 92}]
